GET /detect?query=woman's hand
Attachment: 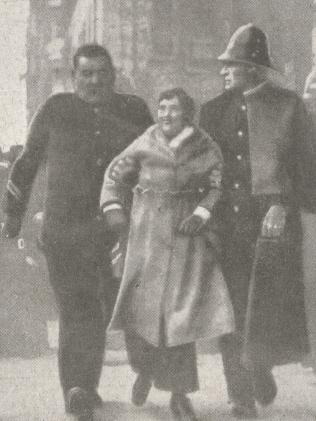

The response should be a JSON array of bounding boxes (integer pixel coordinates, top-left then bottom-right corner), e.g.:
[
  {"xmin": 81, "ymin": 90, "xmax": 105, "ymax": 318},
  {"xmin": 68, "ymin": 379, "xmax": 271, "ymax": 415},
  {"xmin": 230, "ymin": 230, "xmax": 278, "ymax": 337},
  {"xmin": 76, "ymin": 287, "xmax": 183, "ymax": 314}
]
[
  {"xmin": 110, "ymin": 156, "xmax": 138, "ymax": 183},
  {"xmin": 104, "ymin": 209, "xmax": 128, "ymax": 234},
  {"xmin": 178, "ymin": 214, "xmax": 206, "ymax": 236}
]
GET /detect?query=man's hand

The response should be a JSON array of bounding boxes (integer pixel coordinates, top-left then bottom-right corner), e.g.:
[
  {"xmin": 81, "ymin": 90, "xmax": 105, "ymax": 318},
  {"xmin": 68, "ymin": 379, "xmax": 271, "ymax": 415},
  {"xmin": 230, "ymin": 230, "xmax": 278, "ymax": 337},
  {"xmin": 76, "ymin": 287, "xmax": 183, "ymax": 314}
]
[
  {"xmin": 1, "ymin": 215, "xmax": 22, "ymax": 238},
  {"xmin": 178, "ymin": 214, "xmax": 206, "ymax": 236},
  {"xmin": 261, "ymin": 205, "xmax": 287, "ymax": 238},
  {"xmin": 104, "ymin": 208, "xmax": 128, "ymax": 234},
  {"xmin": 110, "ymin": 156, "xmax": 138, "ymax": 183}
]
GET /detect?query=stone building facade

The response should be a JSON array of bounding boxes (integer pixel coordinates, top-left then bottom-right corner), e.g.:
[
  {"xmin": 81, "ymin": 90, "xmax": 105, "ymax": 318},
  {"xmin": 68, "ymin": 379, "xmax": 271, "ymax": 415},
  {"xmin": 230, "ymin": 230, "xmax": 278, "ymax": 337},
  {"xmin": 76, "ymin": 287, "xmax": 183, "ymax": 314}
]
[
  {"xmin": 26, "ymin": 0, "xmax": 314, "ymax": 117},
  {"xmin": 63, "ymin": 0, "xmax": 313, "ymax": 110}
]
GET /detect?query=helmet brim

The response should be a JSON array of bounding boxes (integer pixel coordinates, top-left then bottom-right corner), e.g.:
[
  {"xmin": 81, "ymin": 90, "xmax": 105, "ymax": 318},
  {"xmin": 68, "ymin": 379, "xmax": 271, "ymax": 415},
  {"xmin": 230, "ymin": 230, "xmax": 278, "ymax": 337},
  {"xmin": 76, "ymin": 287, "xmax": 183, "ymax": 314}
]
[{"xmin": 217, "ymin": 53, "xmax": 279, "ymax": 73}]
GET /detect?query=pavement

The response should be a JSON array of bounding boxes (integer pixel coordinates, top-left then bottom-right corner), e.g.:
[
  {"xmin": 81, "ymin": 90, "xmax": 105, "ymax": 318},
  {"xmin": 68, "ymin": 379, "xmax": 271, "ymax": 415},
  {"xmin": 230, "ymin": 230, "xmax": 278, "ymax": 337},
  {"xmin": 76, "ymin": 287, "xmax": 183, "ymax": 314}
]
[{"xmin": 0, "ymin": 350, "xmax": 315, "ymax": 421}]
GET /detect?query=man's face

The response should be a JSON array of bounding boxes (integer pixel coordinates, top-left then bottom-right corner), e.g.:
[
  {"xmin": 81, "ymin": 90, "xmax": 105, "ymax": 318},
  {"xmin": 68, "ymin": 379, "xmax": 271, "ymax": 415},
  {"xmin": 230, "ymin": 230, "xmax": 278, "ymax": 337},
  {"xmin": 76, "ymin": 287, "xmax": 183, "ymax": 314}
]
[
  {"xmin": 220, "ymin": 62, "xmax": 250, "ymax": 91},
  {"xmin": 73, "ymin": 56, "xmax": 114, "ymax": 104},
  {"xmin": 157, "ymin": 96, "xmax": 185, "ymax": 139}
]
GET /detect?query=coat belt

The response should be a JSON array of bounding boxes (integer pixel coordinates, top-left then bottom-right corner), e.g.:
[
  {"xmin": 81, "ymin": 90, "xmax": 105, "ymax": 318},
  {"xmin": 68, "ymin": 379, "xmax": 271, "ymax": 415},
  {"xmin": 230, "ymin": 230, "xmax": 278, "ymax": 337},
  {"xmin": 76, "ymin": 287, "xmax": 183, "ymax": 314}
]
[{"xmin": 133, "ymin": 184, "xmax": 201, "ymax": 197}]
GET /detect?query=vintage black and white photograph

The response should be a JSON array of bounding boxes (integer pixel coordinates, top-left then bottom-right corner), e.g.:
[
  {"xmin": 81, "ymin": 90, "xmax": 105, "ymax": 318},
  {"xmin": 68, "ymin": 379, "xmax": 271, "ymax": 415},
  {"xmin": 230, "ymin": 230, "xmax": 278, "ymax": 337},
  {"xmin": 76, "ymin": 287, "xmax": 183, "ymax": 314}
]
[{"xmin": 0, "ymin": 1, "xmax": 316, "ymax": 420}]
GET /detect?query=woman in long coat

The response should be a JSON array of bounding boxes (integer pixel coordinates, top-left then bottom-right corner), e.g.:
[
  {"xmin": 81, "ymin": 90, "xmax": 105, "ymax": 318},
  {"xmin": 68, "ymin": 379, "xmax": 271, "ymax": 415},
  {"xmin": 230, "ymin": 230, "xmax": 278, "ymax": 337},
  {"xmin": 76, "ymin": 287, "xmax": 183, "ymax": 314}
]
[{"xmin": 100, "ymin": 88, "xmax": 234, "ymax": 420}]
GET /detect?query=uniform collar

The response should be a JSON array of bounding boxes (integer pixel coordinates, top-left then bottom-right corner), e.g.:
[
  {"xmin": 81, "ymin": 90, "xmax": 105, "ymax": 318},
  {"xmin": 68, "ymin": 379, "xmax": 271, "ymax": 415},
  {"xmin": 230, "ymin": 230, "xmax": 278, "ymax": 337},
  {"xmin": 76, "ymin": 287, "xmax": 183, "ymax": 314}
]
[{"xmin": 243, "ymin": 81, "xmax": 268, "ymax": 97}]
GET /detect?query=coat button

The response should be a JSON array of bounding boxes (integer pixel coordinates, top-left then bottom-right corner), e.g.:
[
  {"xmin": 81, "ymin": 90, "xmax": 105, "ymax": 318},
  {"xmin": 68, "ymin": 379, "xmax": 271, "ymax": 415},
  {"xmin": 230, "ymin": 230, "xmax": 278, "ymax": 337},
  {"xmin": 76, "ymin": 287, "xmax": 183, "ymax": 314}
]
[
  {"xmin": 233, "ymin": 205, "xmax": 239, "ymax": 213},
  {"xmin": 97, "ymin": 158, "xmax": 103, "ymax": 166},
  {"xmin": 234, "ymin": 182, "xmax": 240, "ymax": 189},
  {"xmin": 241, "ymin": 104, "xmax": 246, "ymax": 111},
  {"xmin": 237, "ymin": 154, "xmax": 242, "ymax": 161},
  {"xmin": 95, "ymin": 130, "xmax": 101, "ymax": 136},
  {"xmin": 237, "ymin": 130, "xmax": 243, "ymax": 137}
]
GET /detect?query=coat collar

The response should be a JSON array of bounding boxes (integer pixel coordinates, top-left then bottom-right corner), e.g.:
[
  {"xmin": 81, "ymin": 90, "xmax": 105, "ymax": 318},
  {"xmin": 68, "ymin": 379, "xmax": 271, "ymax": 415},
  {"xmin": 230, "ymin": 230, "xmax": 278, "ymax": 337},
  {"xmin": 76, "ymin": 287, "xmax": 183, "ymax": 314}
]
[
  {"xmin": 153, "ymin": 124, "xmax": 195, "ymax": 152},
  {"xmin": 143, "ymin": 124, "xmax": 210, "ymax": 164}
]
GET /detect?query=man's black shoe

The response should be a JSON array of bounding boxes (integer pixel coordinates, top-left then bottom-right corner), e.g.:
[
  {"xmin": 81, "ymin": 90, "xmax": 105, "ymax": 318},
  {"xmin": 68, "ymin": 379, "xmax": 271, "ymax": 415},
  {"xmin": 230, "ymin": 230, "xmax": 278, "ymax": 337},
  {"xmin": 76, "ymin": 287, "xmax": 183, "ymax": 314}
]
[
  {"xmin": 66, "ymin": 387, "xmax": 93, "ymax": 420},
  {"xmin": 131, "ymin": 374, "xmax": 152, "ymax": 406},
  {"xmin": 66, "ymin": 388, "xmax": 102, "ymax": 413},
  {"xmin": 170, "ymin": 393, "xmax": 199, "ymax": 421},
  {"xmin": 253, "ymin": 369, "xmax": 277, "ymax": 406}
]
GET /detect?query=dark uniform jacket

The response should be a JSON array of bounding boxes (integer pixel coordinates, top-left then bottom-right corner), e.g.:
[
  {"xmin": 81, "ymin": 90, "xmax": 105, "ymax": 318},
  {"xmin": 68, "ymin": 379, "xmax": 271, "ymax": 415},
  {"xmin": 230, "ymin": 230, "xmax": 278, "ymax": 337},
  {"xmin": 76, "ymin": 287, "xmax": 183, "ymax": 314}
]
[
  {"xmin": 200, "ymin": 82, "xmax": 316, "ymax": 222},
  {"xmin": 200, "ymin": 81, "xmax": 316, "ymax": 366},
  {"xmin": 3, "ymin": 92, "xmax": 153, "ymax": 249}
]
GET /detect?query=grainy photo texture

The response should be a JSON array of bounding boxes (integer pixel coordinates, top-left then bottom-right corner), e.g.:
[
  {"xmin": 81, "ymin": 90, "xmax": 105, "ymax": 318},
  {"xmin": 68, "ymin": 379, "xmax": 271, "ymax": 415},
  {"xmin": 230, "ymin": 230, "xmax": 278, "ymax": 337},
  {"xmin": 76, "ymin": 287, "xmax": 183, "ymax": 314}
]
[{"xmin": 0, "ymin": 1, "xmax": 316, "ymax": 420}]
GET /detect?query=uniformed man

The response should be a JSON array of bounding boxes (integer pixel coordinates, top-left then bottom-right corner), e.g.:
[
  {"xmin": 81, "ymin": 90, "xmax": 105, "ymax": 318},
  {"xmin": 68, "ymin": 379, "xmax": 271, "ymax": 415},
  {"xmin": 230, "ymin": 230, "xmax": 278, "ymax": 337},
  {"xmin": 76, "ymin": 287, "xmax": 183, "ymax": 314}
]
[
  {"xmin": 2, "ymin": 44, "xmax": 152, "ymax": 421},
  {"xmin": 200, "ymin": 24, "xmax": 316, "ymax": 418}
]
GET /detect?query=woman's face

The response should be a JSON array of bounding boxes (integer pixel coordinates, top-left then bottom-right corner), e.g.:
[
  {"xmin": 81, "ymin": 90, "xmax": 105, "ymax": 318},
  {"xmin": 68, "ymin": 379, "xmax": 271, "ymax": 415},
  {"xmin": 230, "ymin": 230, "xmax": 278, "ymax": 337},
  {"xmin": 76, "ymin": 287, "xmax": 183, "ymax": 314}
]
[{"xmin": 157, "ymin": 96, "xmax": 185, "ymax": 139}]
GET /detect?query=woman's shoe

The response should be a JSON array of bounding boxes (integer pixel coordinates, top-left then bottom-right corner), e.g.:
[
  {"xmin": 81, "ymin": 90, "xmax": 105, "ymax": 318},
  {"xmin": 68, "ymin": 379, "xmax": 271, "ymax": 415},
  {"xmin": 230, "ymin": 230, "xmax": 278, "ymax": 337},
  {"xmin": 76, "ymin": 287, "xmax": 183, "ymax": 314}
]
[
  {"xmin": 131, "ymin": 373, "xmax": 152, "ymax": 406},
  {"xmin": 170, "ymin": 393, "xmax": 198, "ymax": 421}
]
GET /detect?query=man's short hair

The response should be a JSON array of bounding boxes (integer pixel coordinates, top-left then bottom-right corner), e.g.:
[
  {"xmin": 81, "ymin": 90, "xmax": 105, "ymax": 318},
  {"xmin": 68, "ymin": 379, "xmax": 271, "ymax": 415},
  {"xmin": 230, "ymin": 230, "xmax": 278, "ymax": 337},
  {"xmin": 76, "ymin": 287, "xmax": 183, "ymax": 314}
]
[
  {"xmin": 73, "ymin": 44, "xmax": 115, "ymax": 74},
  {"xmin": 158, "ymin": 87, "xmax": 195, "ymax": 123}
]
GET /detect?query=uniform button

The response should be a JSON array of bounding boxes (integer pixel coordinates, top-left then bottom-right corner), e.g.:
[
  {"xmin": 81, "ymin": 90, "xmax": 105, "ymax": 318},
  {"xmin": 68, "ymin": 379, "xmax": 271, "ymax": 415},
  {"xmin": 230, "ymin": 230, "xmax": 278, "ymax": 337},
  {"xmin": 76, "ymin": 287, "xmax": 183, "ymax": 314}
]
[
  {"xmin": 95, "ymin": 130, "xmax": 101, "ymax": 136},
  {"xmin": 237, "ymin": 154, "xmax": 242, "ymax": 160},
  {"xmin": 237, "ymin": 130, "xmax": 243, "ymax": 137},
  {"xmin": 234, "ymin": 182, "xmax": 240, "ymax": 189},
  {"xmin": 241, "ymin": 104, "xmax": 246, "ymax": 111},
  {"xmin": 97, "ymin": 158, "xmax": 103, "ymax": 166},
  {"xmin": 233, "ymin": 205, "xmax": 239, "ymax": 213},
  {"xmin": 93, "ymin": 107, "xmax": 99, "ymax": 114}
]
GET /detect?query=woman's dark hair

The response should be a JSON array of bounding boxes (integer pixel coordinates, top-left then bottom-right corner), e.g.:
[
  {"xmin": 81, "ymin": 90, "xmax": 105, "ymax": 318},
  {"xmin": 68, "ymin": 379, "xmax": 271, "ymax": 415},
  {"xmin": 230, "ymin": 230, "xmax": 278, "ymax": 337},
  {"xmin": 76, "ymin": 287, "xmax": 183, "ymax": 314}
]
[
  {"xmin": 158, "ymin": 87, "xmax": 195, "ymax": 123},
  {"xmin": 73, "ymin": 44, "xmax": 115, "ymax": 76}
]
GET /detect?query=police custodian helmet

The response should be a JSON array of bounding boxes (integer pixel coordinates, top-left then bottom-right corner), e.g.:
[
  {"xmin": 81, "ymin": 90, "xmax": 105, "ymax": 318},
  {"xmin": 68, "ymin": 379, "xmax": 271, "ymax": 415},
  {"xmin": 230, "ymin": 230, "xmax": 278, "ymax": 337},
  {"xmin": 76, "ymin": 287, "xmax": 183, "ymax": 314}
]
[{"xmin": 218, "ymin": 23, "xmax": 274, "ymax": 69}]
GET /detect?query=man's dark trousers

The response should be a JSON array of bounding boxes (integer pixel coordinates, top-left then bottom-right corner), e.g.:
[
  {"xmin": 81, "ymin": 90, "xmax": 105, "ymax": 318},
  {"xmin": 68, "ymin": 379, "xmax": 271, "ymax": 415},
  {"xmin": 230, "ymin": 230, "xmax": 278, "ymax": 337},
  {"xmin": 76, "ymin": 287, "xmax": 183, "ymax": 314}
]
[
  {"xmin": 217, "ymin": 199, "xmax": 306, "ymax": 407},
  {"xmin": 44, "ymin": 235, "xmax": 119, "ymax": 401},
  {"xmin": 218, "ymin": 204, "xmax": 261, "ymax": 406}
]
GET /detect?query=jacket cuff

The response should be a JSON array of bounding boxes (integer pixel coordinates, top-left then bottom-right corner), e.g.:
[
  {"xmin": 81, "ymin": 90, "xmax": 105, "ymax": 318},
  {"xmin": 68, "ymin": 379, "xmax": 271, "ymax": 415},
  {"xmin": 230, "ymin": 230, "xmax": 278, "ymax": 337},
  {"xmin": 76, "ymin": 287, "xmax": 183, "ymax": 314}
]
[
  {"xmin": 193, "ymin": 206, "xmax": 211, "ymax": 222},
  {"xmin": 100, "ymin": 200, "xmax": 123, "ymax": 214},
  {"xmin": 102, "ymin": 203, "xmax": 123, "ymax": 214},
  {"xmin": 267, "ymin": 194, "xmax": 290, "ymax": 214}
]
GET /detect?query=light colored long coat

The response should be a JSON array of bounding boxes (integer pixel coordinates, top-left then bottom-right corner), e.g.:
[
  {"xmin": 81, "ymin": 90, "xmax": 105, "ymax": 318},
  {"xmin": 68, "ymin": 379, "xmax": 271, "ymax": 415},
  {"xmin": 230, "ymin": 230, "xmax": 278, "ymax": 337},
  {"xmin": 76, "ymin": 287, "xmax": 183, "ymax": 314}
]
[{"xmin": 100, "ymin": 124, "xmax": 234, "ymax": 347}]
